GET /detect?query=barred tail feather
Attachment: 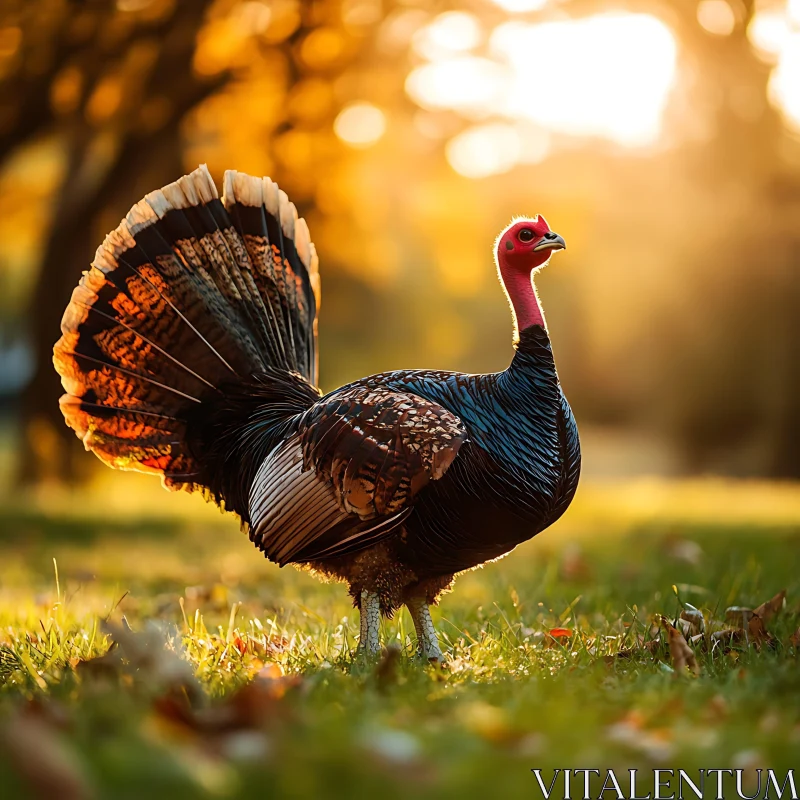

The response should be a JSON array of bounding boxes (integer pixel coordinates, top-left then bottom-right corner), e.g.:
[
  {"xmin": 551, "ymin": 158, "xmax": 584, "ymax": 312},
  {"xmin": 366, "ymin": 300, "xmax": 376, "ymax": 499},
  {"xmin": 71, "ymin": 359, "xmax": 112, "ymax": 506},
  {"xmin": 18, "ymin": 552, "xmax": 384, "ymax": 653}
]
[
  {"xmin": 222, "ymin": 170, "xmax": 320, "ymax": 385},
  {"xmin": 54, "ymin": 165, "xmax": 320, "ymax": 493}
]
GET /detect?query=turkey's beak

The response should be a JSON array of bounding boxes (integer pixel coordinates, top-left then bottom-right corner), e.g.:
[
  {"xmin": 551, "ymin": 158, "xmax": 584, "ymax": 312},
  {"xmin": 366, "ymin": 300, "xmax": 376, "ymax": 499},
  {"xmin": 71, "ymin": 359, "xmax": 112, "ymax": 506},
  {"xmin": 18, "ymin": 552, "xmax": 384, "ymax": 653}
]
[{"xmin": 534, "ymin": 233, "xmax": 566, "ymax": 252}]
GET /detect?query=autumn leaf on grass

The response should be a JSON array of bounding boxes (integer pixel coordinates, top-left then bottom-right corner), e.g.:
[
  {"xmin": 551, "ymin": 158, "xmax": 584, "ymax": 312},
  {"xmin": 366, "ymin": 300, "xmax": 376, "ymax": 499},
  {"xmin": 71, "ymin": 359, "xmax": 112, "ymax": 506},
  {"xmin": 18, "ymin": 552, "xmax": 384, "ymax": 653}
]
[
  {"xmin": 753, "ymin": 590, "xmax": 786, "ymax": 625},
  {"xmin": 789, "ymin": 629, "xmax": 800, "ymax": 650},
  {"xmin": 75, "ymin": 620, "xmax": 201, "ymax": 700},
  {"xmin": 154, "ymin": 662, "xmax": 300, "ymax": 741},
  {"xmin": 663, "ymin": 620, "xmax": 700, "ymax": 676},
  {"xmin": 746, "ymin": 590, "xmax": 784, "ymax": 650},
  {"xmin": 719, "ymin": 590, "xmax": 785, "ymax": 651},
  {"xmin": 545, "ymin": 628, "xmax": 573, "ymax": 647},
  {"xmin": 747, "ymin": 615, "xmax": 777, "ymax": 650}
]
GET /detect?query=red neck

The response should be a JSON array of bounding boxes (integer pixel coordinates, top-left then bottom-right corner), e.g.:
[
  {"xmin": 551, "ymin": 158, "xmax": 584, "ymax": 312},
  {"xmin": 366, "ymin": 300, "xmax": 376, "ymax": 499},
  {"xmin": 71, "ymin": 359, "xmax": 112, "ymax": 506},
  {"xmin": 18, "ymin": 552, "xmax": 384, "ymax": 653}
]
[{"xmin": 497, "ymin": 254, "xmax": 546, "ymax": 338}]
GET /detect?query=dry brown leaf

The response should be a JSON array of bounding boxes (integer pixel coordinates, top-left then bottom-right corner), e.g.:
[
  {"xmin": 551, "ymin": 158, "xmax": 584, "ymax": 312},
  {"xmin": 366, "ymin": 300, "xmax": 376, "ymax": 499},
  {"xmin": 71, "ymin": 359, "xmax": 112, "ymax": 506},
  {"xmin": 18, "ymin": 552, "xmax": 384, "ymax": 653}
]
[
  {"xmin": 747, "ymin": 615, "xmax": 777, "ymax": 650},
  {"xmin": 154, "ymin": 665, "xmax": 301, "ymax": 738},
  {"xmin": 73, "ymin": 643, "xmax": 123, "ymax": 681},
  {"xmin": 789, "ymin": 628, "xmax": 800, "ymax": 649},
  {"xmin": 665, "ymin": 621, "xmax": 700, "ymax": 675},
  {"xmin": 753, "ymin": 590, "xmax": 786, "ymax": 624}
]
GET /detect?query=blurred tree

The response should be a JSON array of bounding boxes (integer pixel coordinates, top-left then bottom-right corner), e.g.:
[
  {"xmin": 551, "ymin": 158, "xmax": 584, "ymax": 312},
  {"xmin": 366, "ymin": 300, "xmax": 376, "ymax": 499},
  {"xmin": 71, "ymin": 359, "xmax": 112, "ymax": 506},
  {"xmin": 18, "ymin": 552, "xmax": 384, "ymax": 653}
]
[
  {"xmin": 1, "ymin": 0, "xmax": 228, "ymax": 482},
  {"xmin": 0, "ymin": 0, "xmax": 392, "ymax": 484},
  {"xmin": 1, "ymin": 0, "xmax": 798, "ymax": 485}
]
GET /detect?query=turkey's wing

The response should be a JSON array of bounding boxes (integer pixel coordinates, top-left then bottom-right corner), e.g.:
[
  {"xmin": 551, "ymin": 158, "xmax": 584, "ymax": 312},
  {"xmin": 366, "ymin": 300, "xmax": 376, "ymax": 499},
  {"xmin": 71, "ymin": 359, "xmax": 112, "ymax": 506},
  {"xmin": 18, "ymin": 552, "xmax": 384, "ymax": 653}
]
[
  {"xmin": 301, "ymin": 386, "xmax": 467, "ymax": 517},
  {"xmin": 248, "ymin": 386, "xmax": 467, "ymax": 565}
]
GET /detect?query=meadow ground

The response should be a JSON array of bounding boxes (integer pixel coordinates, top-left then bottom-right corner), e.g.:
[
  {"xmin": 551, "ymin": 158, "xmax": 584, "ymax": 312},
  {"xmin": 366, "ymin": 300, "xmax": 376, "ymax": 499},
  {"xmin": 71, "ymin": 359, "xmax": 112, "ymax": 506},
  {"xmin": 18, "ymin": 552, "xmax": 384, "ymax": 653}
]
[{"xmin": 0, "ymin": 476, "xmax": 798, "ymax": 799}]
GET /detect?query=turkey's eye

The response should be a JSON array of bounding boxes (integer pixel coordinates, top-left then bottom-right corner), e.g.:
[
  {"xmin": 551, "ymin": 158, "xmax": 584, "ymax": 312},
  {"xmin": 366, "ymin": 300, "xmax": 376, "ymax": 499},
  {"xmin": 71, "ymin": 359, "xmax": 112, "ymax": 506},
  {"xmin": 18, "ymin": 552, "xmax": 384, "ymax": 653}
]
[{"xmin": 518, "ymin": 229, "xmax": 535, "ymax": 242}]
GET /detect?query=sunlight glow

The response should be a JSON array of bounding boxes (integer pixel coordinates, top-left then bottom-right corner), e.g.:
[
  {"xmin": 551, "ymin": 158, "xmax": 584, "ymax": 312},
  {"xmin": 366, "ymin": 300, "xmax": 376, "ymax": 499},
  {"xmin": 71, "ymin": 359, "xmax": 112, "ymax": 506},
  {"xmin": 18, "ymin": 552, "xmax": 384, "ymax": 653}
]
[
  {"xmin": 406, "ymin": 57, "xmax": 506, "ymax": 117},
  {"xmin": 412, "ymin": 12, "xmax": 482, "ymax": 61},
  {"xmin": 334, "ymin": 102, "xmax": 386, "ymax": 148},
  {"xmin": 406, "ymin": 12, "xmax": 677, "ymax": 158},
  {"xmin": 446, "ymin": 123, "xmax": 521, "ymax": 178},
  {"xmin": 747, "ymin": 11, "xmax": 790, "ymax": 62},
  {"xmin": 769, "ymin": 35, "xmax": 800, "ymax": 132},
  {"xmin": 490, "ymin": 14, "xmax": 677, "ymax": 146},
  {"xmin": 748, "ymin": 4, "xmax": 800, "ymax": 131},
  {"xmin": 697, "ymin": 0, "xmax": 736, "ymax": 36},
  {"xmin": 487, "ymin": 0, "xmax": 547, "ymax": 12}
]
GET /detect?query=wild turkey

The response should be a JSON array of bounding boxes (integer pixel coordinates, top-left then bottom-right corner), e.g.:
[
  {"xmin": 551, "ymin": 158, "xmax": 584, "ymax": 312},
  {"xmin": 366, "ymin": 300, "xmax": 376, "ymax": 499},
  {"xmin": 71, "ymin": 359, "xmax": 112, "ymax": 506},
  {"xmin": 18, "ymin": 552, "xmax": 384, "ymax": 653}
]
[{"xmin": 54, "ymin": 165, "xmax": 580, "ymax": 661}]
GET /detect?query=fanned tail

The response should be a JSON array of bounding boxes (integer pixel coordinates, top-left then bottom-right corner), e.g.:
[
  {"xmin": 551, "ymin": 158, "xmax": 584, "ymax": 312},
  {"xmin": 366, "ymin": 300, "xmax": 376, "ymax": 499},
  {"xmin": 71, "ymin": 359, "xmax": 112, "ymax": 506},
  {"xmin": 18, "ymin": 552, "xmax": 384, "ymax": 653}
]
[{"xmin": 53, "ymin": 165, "xmax": 321, "ymax": 499}]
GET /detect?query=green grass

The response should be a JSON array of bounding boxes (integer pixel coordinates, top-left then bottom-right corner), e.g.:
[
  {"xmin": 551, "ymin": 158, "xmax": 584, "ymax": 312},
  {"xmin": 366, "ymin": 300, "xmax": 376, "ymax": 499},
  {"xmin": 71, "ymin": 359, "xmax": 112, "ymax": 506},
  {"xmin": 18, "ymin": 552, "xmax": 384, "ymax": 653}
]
[{"xmin": 0, "ymin": 478, "xmax": 799, "ymax": 799}]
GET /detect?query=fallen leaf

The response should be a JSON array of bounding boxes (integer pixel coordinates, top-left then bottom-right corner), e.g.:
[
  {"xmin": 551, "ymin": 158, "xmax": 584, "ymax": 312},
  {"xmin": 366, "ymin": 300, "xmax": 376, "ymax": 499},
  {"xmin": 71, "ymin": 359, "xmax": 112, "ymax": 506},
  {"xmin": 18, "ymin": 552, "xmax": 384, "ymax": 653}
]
[
  {"xmin": 789, "ymin": 628, "xmax": 800, "ymax": 649},
  {"xmin": 73, "ymin": 642, "xmax": 122, "ymax": 681},
  {"xmin": 753, "ymin": 590, "xmax": 786, "ymax": 624},
  {"xmin": 154, "ymin": 665, "xmax": 300, "ymax": 738},
  {"xmin": 543, "ymin": 628, "xmax": 573, "ymax": 648},
  {"xmin": 664, "ymin": 621, "xmax": 700, "ymax": 676},
  {"xmin": 747, "ymin": 615, "xmax": 776, "ymax": 650},
  {"xmin": 105, "ymin": 621, "xmax": 200, "ymax": 695}
]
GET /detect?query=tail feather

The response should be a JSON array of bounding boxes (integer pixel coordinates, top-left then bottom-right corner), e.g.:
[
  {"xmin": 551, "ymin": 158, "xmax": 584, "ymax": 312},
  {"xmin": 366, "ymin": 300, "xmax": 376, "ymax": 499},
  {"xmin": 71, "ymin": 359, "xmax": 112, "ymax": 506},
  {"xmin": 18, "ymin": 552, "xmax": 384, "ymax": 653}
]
[
  {"xmin": 222, "ymin": 171, "xmax": 320, "ymax": 385},
  {"xmin": 54, "ymin": 164, "xmax": 320, "ymax": 495}
]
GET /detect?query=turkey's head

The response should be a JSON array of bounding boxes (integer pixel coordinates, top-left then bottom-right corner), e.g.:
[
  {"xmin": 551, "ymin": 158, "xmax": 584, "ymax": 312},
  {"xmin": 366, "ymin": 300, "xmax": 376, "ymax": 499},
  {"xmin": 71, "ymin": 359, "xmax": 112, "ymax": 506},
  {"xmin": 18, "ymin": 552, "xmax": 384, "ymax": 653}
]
[{"xmin": 496, "ymin": 217, "xmax": 566, "ymax": 273}]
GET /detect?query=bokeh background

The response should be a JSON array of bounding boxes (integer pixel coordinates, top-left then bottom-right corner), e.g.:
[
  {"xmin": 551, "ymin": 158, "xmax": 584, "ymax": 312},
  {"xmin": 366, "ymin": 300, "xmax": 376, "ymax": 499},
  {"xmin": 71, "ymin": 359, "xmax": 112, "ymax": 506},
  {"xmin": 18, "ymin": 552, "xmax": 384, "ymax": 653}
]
[
  {"xmin": 0, "ymin": 0, "xmax": 798, "ymax": 490},
  {"xmin": 1, "ymin": 5, "xmax": 799, "ymax": 796}
]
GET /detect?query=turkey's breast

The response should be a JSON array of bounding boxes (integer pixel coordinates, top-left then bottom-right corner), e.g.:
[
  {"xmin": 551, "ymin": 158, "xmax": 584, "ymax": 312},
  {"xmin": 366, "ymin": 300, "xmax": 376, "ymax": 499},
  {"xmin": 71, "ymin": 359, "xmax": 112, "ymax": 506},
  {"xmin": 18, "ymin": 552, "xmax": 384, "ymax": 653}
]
[{"xmin": 361, "ymin": 325, "xmax": 581, "ymax": 578}]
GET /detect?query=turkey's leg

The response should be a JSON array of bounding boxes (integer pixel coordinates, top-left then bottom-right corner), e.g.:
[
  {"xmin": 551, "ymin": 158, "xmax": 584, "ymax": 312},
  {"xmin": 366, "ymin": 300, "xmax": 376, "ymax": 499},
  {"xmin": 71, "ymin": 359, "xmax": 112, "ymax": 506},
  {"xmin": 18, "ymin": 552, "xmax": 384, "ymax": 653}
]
[
  {"xmin": 358, "ymin": 590, "xmax": 381, "ymax": 655},
  {"xmin": 406, "ymin": 597, "xmax": 443, "ymax": 662}
]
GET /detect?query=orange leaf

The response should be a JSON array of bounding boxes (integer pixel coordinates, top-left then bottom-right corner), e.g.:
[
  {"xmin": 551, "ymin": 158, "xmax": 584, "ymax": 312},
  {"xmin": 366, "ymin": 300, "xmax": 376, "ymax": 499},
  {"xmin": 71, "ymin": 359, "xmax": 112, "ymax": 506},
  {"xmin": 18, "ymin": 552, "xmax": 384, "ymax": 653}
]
[{"xmin": 548, "ymin": 628, "xmax": 573, "ymax": 639}]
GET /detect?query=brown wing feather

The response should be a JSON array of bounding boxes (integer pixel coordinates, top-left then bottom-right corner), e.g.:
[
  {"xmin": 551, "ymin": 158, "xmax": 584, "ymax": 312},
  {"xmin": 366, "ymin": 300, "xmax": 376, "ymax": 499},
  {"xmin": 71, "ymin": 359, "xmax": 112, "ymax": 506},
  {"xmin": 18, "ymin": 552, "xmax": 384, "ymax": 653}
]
[
  {"xmin": 248, "ymin": 387, "xmax": 467, "ymax": 565},
  {"xmin": 301, "ymin": 386, "xmax": 467, "ymax": 517}
]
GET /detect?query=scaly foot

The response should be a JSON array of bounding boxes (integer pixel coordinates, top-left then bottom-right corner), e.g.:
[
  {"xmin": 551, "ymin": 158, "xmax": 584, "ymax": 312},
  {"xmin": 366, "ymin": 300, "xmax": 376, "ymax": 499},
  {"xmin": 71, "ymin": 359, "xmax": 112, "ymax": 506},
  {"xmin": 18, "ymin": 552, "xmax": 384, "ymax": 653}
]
[{"xmin": 406, "ymin": 596, "xmax": 444, "ymax": 663}]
